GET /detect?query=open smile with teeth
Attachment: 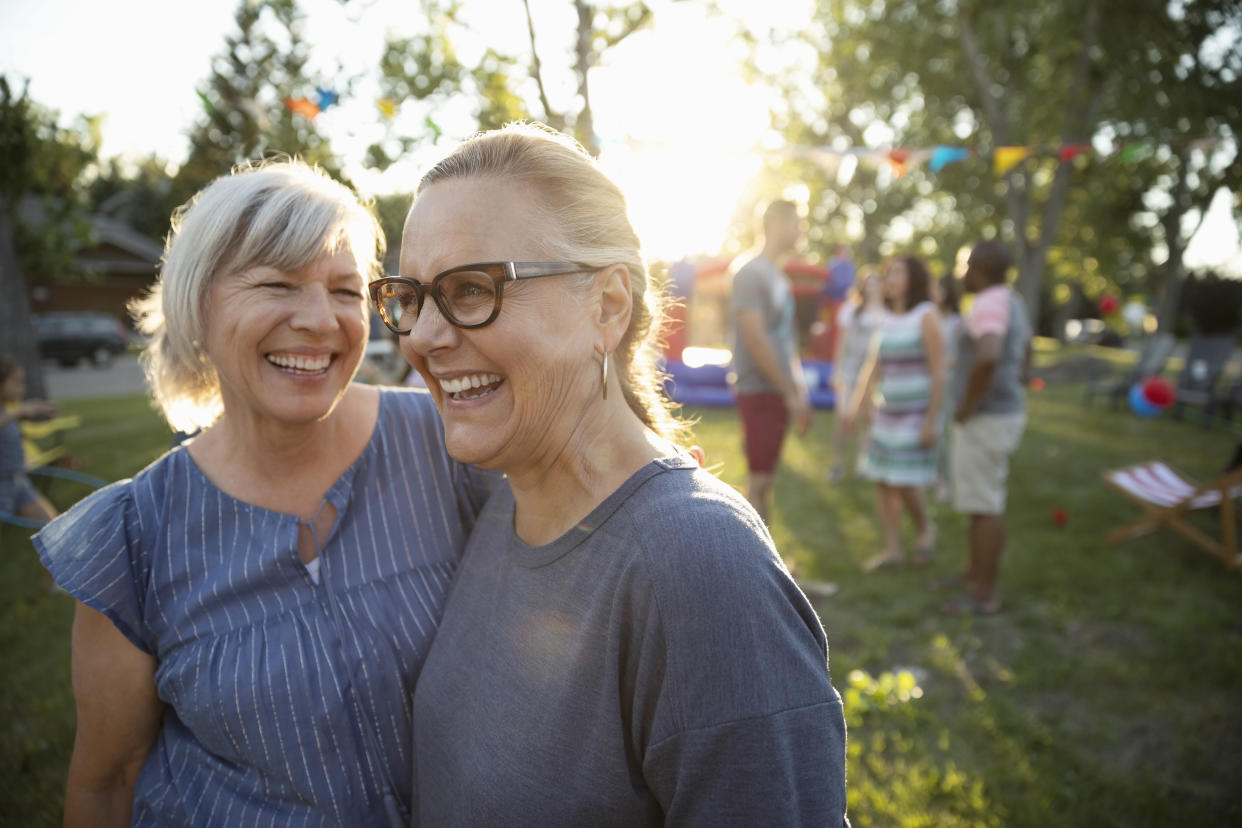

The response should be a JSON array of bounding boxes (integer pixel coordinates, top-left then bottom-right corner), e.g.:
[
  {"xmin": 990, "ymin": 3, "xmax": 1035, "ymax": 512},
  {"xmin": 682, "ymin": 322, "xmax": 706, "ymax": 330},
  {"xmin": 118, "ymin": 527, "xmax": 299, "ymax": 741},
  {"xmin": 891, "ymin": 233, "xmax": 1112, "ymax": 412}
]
[
  {"xmin": 439, "ymin": 372, "xmax": 504, "ymax": 400},
  {"xmin": 266, "ymin": 353, "xmax": 333, "ymax": 374}
]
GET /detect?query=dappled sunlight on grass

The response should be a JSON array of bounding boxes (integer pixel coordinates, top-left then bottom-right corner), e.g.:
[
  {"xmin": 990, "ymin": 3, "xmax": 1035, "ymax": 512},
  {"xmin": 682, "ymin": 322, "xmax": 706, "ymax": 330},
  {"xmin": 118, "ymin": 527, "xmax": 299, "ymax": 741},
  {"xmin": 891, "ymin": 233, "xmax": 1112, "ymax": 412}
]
[{"xmin": 689, "ymin": 383, "xmax": 1242, "ymax": 824}]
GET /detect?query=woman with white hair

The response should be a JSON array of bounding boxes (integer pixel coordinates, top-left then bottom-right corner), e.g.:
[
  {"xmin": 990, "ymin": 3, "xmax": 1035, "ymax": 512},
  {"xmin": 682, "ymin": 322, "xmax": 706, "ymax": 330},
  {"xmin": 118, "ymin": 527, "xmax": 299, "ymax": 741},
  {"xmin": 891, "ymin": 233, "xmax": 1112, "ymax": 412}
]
[
  {"xmin": 36, "ymin": 160, "xmax": 486, "ymax": 826},
  {"xmin": 378, "ymin": 124, "xmax": 849, "ymax": 825}
]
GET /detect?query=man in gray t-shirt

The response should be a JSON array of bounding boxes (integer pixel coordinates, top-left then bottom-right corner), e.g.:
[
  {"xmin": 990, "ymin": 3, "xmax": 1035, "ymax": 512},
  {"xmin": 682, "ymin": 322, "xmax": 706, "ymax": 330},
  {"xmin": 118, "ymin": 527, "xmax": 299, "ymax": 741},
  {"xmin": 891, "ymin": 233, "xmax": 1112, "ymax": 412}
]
[{"xmin": 730, "ymin": 200, "xmax": 810, "ymax": 524}]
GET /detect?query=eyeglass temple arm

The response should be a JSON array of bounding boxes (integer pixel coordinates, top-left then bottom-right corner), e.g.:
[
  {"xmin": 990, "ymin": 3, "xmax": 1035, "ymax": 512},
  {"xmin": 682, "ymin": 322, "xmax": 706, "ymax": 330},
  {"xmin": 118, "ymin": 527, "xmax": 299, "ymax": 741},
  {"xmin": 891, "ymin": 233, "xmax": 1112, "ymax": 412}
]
[{"xmin": 509, "ymin": 262, "xmax": 590, "ymax": 280}]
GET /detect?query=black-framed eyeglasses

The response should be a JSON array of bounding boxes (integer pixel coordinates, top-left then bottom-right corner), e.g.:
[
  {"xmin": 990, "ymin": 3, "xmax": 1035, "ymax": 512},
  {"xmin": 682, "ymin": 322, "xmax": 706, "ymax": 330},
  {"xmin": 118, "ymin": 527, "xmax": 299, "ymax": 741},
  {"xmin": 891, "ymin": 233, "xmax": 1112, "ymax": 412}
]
[{"xmin": 368, "ymin": 261, "xmax": 593, "ymax": 333}]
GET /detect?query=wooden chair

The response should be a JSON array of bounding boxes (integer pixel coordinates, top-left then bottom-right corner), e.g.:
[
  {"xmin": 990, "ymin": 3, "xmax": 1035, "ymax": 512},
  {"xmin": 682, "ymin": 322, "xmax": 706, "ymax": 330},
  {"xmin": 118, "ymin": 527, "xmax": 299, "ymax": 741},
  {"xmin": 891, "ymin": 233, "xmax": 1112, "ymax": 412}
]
[
  {"xmin": 1083, "ymin": 334, "xmax": 1174, "ymax": 410},
  {"xmin": 1103, "ymin": 461, "xmax": 1242, "ymax": 571},
  {"xmin": 1172, "ymin": 335, "xmax": 1234, "ymax": 426}
]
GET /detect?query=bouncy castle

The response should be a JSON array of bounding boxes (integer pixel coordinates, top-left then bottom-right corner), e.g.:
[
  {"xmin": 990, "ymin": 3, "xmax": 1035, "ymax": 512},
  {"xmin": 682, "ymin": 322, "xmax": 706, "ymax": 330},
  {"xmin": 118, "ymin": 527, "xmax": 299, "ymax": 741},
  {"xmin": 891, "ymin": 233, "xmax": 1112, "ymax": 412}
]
[{"xmin": 660, "ymin": 253, "xmax": 854, "ymax": 408}]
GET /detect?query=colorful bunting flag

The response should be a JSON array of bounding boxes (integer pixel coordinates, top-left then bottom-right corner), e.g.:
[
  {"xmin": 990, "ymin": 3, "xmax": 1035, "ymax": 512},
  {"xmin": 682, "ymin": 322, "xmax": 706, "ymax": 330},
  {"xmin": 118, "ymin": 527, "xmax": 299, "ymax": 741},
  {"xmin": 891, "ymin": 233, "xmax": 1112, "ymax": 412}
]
[
  {"xmin": 929, "ymin": 146, "xmax": 970, "ymax": 172},
  {"xmin": 886, "ymin": 148, "xmax": 912, "ymax": 177},
  {"xmin": 284, "ymin": 97, "xmax": 320, "ymax": 120},
  {"xmin": 994, "ymin": 146, "xmax": 1032, "ymax": 176},
  {"xmin": 784, "ymin": 135, "xmax": 1219, "ymax": 181},
  {"xmin": 1058, "ymin": 143, "xmax": 1090, "ymax": 162},
  {"xmin": 1118, "ymin": 142, "xmax": 1153, "ymax": 164},
  {"xmin": 315, "ymin": 87, "xmax": 339, "ymax": 111},
  {"xmin": 424, "ymin": 114, "xmax": 443, "ymax": 141}
]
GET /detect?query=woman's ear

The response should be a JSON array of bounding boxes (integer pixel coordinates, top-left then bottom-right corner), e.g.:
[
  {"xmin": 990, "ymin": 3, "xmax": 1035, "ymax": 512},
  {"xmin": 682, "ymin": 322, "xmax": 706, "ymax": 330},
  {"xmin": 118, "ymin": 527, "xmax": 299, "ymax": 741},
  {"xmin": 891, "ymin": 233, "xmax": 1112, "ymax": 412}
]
[{"xmin": 593, "ymin": 264, "xmax": 633, "ymax": 351}]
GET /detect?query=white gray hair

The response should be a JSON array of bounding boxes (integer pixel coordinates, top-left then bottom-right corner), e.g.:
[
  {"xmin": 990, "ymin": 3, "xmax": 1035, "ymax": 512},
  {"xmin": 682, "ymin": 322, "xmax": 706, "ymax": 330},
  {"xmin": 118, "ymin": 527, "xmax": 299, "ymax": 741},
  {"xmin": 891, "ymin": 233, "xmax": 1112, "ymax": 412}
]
[{"xmin": 130, "ymin": 159, "xmax": 382, "ymax": 432}]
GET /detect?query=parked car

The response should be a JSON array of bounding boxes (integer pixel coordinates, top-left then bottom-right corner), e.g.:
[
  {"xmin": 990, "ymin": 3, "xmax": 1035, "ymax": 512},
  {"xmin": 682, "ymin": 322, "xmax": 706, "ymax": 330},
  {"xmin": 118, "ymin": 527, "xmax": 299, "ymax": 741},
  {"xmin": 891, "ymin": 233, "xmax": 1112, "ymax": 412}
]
[
  {"xmin": 33, "ymin": 311, "xmax": 129, "ymax": 367},
  {"xmin": 359, "ymin": 312, "xmax": 409, "ymax": 384}
]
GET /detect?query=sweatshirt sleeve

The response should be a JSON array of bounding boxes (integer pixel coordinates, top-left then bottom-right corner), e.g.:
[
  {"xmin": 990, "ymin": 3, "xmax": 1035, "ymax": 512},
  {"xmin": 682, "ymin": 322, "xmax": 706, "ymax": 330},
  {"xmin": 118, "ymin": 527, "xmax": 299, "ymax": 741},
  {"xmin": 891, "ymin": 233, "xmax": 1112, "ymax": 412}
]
[{"xmin": 632, "ymin": 478, "xmax": 849, "ymax": 825}]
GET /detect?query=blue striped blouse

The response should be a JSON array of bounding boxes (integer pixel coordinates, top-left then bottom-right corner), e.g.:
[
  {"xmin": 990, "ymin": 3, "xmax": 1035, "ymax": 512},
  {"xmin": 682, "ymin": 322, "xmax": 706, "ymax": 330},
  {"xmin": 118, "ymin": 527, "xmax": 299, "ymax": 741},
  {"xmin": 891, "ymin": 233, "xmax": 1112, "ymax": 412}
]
[{"xmin": 35, "ymin": 387, "xmax": 487, "ymax": 827}]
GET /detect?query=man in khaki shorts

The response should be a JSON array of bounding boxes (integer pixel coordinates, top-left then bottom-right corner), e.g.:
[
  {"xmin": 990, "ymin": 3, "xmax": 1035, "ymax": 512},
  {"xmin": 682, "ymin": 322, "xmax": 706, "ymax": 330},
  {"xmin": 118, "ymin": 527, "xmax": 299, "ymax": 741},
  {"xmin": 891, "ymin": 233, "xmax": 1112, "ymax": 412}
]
[{"xmin": 941, "ymin": 240, "xmax": 1031, "ymax": 615}]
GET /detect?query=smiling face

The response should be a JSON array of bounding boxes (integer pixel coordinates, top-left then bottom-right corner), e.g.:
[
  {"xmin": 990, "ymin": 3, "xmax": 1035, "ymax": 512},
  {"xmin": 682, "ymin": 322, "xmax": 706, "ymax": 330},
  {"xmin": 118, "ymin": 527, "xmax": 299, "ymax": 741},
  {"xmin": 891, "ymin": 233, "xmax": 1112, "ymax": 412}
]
[
  {"xmin": 203, "ymin": 247, "xmax": 367, "ymax": 429},
  {"xmin": 399, "ymin": 177, "xmax": 599, "ymax": 472}
]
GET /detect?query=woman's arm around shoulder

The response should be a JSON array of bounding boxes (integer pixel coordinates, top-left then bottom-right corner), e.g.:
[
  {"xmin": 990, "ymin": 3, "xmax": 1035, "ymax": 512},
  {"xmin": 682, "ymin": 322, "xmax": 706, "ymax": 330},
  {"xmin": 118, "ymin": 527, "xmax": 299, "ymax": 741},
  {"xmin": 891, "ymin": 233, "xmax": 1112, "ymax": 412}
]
[{"xmin": 64, "ymin": 601, "xmax": 162, "ymax": 828}]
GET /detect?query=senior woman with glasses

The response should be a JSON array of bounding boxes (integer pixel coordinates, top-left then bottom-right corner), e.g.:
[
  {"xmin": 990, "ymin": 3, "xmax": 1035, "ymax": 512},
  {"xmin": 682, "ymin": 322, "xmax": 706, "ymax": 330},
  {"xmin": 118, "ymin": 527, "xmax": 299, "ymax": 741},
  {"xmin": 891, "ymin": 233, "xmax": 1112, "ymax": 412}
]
[
  {"xmin": 377, "ymin": 123, "xmax": 848, "ymax": 826},
  {"xmin": 36, "ymin": 161, "xmax": 487, "ymax": 827}
]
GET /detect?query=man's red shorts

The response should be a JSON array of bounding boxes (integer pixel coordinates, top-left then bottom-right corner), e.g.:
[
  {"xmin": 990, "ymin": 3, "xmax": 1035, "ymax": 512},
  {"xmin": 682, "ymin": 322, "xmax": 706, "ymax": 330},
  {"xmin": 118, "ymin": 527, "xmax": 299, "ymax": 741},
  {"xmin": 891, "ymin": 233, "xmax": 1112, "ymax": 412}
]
[{"xmin": 736, "ymin": 392, "xmax": 790, "ymax": 474}]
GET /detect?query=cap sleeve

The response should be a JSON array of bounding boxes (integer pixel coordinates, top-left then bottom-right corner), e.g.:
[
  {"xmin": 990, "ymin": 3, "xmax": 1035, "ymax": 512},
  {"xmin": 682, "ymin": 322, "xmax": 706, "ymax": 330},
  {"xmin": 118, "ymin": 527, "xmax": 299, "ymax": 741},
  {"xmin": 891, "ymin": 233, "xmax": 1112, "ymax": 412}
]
[{"xmin": 33, "ymin": 482, "xmax": 153, "ymax": 655}]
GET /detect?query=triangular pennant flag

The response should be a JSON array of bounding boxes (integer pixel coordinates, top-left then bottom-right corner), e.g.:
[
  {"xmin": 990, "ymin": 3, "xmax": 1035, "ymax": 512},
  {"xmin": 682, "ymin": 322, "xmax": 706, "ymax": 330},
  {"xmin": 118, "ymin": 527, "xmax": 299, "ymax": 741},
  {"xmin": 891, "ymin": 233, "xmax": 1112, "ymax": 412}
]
[
  {"xmin": 929, "ymin": 146, "xmax": 970, "ymax": 172},
  {"xmin": 315, "ymin": 87, "xmax": 339, "ymax": 111},
  {"xmin": 1118, "ymin": 142, "xmax": 1152, "ymax": 164},
  {"xmin": 196, "ymin": 90, "xmax": 215, "ymax": 116},
  {"xmin": 376, "ymin": 98, "xmax": 397, "ymax": 119},
  {"xmin": 284, "ymin": 97, "xmax": 320, "ymax": 120},
  {"xmin": 424, "ymin": 114, "xmax": 442, "ymax": 140},
  {"xmin": 886, "ymin": 148, "xmax": 912, "ymax": 177},
  {"xmin": 1058, "ymin": 143, "xmax": 1090, "ymax": 162},
  {"xmin": 994, "ymin": 146, "xmax": 1031, "ymax": 176}
]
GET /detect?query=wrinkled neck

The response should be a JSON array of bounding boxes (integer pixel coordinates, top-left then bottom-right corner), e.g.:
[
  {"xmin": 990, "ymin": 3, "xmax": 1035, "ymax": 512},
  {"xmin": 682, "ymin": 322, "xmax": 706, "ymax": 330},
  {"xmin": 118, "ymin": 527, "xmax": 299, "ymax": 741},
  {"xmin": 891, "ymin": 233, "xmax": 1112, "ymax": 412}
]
[{"xmin": 505, "ymin": 397, "xmax": 664, "ymax": 546}]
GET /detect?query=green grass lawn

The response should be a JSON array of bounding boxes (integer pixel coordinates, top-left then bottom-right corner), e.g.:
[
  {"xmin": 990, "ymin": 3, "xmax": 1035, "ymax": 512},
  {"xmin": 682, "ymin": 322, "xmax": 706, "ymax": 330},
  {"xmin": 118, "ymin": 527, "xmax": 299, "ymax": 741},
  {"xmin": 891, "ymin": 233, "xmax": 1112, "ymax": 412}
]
[{"xmin": 2, "ymin": 382, "xmax": 1240, "ymax": 826}]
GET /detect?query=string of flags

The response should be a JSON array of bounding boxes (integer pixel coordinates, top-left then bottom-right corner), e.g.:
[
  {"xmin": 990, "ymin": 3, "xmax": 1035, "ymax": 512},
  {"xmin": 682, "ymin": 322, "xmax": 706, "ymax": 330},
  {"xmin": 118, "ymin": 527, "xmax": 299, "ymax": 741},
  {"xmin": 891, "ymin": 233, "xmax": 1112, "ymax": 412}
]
[
  {"xmin": 198, "ymin": 86, "xmax": 413, "ymax": 125},
  {"xmin": 281, "ymin": 87, "xmax": 340, "ymax": 121},
  {"xmin": 790, "ymin": 136, "xmax": 1224, "ymax": 178},
  {"xmin": 196, "ymin": 86, "xmax": 1227, "ymax": 179}
]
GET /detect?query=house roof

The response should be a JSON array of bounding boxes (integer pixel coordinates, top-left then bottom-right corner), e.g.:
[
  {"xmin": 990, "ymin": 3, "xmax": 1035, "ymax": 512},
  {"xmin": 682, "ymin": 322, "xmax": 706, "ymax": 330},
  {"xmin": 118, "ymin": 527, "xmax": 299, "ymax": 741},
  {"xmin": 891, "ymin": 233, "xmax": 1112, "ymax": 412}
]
[
  {"xmin": 88, "ymin": 214, "xmax": 164, "ymax": 263},
  {"xmin": 18, "ymin": 196, "xmax": 163, "ymax": 273}
]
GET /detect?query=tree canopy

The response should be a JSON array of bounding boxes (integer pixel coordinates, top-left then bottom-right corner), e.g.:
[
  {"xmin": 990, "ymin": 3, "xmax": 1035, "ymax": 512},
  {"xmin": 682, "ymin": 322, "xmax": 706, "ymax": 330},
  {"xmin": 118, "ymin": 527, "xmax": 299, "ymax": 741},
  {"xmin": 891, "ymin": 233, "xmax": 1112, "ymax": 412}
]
[{"xmin": 751, "ymin": 0, "xmax": 1240, "ymax": 334}]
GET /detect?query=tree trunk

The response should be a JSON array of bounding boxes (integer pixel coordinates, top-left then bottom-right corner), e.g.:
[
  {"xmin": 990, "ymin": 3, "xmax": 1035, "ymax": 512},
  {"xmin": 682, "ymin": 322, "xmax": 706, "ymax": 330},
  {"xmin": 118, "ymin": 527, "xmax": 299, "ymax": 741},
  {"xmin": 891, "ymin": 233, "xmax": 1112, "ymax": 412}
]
[
  {"xmin": 572, "ymin": 0, "xmax": 598, "ymax": 155},
  {"xmin": 1155, "ymin": 149, "xmax": 1191, "ymax": 334},
  {"xmin": 0, "ymin": 197, "xmax": 48, "ymax": 400},
  {"xmin": 1015, "ymin": 243, "xmax": 1047, "ymax": 333},
  {"xmin": 522, "ymin": 0, "xmax": 564, "ymax": 131}
]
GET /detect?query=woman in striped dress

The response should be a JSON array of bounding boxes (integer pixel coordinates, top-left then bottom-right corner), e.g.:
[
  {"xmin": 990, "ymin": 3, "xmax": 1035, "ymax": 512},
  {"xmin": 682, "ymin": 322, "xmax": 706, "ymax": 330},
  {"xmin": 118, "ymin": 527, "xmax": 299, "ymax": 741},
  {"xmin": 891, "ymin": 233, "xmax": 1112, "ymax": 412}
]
[
  {"xmin": 36, "ymin": 161, "xmax": 488, "ymax": 827},
  {"xmin": 845, "ymin": 255, "xmax": 946, "ymax": 571}
]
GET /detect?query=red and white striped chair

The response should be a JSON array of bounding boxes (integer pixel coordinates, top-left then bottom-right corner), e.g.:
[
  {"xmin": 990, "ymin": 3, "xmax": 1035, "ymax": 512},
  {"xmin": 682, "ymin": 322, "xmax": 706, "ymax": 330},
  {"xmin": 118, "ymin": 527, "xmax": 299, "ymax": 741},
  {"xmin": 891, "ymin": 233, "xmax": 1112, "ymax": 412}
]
[{"xmin": 1104, "ymin": 461, "xmax": 1242, "ymax": 571}]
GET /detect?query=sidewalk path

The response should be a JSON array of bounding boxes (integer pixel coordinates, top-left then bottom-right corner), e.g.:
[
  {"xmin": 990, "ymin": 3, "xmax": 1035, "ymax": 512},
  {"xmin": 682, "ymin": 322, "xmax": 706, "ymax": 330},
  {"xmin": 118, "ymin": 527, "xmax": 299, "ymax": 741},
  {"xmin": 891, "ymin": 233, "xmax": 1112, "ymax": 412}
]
[{"xmin": 42, "ymin": 355, "xmax": 149, "ymax": 401}]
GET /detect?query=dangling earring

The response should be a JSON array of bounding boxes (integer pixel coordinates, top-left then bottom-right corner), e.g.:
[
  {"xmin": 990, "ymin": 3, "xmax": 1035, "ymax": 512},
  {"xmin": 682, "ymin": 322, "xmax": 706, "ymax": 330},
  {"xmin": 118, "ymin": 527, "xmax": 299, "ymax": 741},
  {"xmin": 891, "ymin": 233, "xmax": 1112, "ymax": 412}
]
[
  {"xmin": 600, "ymin": 351, "xmax": 609, "ymax": 400},
  {"xmin": 595, "ymin": 345, "xmax": 609, "ymax": 400}
]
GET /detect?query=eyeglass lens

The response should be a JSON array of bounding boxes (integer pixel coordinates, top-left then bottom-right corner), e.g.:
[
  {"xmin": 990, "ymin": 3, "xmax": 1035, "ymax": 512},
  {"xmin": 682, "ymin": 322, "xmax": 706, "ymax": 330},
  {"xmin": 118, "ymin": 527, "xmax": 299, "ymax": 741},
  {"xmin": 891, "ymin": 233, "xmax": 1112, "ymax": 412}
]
[{"xmin": 376, "ymin": 269, "xmax": 501, "ymax": 330}]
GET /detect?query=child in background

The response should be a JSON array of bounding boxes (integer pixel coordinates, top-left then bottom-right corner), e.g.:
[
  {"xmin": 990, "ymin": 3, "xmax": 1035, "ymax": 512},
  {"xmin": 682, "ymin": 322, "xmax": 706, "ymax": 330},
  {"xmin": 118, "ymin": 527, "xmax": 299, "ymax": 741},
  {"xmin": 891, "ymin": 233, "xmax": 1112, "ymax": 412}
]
[
  {"xmin": 1, "ymin": 355, "xmax": 59, "ymax": 528},
  {"xmin": 829, "ymin": 268, "xmax": 883, "ymax": 481}
]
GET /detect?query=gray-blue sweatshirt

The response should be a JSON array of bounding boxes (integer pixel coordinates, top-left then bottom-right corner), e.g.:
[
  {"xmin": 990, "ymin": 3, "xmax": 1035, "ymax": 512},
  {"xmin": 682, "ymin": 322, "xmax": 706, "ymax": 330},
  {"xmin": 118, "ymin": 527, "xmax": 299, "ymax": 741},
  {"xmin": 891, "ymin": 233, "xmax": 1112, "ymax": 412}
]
[{"xmin": 411, "ymin": 455, "xmax": 849, "ymax": 826}]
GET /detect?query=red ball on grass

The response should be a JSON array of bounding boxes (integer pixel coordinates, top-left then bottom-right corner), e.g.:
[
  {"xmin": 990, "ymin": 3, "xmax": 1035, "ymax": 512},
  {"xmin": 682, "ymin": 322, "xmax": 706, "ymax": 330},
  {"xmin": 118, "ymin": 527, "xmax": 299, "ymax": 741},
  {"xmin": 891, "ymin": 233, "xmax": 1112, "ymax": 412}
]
[
  {"xmin": 1140, "ymin": 375, "xmax": 1175, "ymax": 408},
  {"xmin": 1052, "ymin": 508, "xmax": 1068, "ymax": 527}
]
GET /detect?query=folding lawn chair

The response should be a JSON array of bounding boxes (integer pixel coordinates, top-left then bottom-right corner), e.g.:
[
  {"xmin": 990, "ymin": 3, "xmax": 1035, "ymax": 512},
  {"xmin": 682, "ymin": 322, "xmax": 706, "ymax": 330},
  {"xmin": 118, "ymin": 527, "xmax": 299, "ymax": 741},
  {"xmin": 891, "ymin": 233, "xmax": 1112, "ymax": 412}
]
[{"xmin": 1103, "ymin": 461, "xmax": 1242, "ymax": 571}]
